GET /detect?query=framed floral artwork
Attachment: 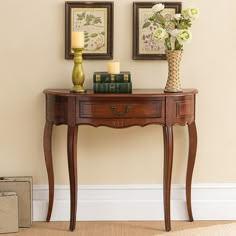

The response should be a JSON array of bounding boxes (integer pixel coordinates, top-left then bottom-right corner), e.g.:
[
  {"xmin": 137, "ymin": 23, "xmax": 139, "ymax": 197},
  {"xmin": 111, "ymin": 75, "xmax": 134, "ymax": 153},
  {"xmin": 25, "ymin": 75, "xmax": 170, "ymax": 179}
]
[
  {"xmin": 65, "ymin": 1, "xmax": 114, "ymax": 60},
  {"xmin": 133, "ymin": 2, "xmax": 182, "ymax": 60}
]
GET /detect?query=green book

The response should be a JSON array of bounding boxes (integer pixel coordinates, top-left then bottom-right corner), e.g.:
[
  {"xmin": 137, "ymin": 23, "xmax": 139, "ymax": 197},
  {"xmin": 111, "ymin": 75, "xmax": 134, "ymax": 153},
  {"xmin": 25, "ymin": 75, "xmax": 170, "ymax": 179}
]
[
  {"xmin": 93, "ymin": 82, "xmax": 132, "ymax": 93},
  {"xmin": 93, "ymin": 71, "xmax": 131, "ymax": 83}
]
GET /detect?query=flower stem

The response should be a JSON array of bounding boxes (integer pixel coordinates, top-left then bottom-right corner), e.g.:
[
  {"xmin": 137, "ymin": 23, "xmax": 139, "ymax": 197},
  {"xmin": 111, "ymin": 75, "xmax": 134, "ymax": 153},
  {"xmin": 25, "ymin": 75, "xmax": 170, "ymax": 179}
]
[
  {"xmin": 175, "ymin": 40, "xmax": 183, "ymax": 50},
  {"xmin": 165, "ymin": 37, "xmax": 172, "ymax": 50}
]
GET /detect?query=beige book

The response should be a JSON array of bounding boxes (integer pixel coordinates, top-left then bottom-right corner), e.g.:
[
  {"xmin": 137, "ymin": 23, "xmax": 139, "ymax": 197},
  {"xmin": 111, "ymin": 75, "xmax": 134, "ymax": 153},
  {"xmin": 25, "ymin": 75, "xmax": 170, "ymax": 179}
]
[
  {"xmin": 0, "ymin": 176, "xmax": 32, "ymax": 228},
  {"xmin": 0, "ymin": 192, "xmax": 18, "ymax": 233}
]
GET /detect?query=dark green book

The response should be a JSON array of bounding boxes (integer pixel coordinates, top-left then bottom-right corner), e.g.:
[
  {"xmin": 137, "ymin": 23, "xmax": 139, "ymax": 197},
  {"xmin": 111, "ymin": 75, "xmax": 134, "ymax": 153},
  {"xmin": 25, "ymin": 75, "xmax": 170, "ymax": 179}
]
[
  {"xmin": 93, "ymin": 71, "xmax": 131, "ymax": 83},
  {"xmin": 93, "ymin": 82, "xmax": 132, "ymax": 93}
]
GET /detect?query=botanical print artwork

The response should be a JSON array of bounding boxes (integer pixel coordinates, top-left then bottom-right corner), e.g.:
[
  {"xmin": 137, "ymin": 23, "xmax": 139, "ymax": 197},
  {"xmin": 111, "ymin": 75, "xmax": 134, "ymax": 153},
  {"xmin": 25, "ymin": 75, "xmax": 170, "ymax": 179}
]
[
  {"xmin": 71, "ymin": 8, "xmax": 107, "ymax": 54},
  {"xmin": 139, "ymin": 8, "xmax": 176, "ymax": 54}
]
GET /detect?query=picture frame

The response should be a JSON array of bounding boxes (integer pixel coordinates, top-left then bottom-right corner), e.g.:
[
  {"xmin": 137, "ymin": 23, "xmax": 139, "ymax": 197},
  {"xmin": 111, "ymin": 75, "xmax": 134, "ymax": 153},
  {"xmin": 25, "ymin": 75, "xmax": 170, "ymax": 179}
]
[
  {"xmin": 65, "ymin": 1, "xmax": 114, "ymax": 60},
  {"xmin": 133, "ymin": 2, "xmax": 182, "ymax": 60}
]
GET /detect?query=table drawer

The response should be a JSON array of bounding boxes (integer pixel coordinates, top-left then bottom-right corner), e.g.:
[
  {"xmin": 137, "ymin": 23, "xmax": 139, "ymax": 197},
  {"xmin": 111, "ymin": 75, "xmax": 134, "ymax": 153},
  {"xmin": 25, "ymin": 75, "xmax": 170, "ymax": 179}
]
[{"xmin": 79, "ymin": 100, "xmax": 164, "ymax": 118}]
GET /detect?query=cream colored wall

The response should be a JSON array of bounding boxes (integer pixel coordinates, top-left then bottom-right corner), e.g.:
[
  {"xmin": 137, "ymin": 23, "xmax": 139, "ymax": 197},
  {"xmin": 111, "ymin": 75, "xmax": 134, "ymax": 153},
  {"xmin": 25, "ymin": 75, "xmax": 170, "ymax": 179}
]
[{"xmin": 0, "ymin": 0, "xmax": 236, "ymax": 185}]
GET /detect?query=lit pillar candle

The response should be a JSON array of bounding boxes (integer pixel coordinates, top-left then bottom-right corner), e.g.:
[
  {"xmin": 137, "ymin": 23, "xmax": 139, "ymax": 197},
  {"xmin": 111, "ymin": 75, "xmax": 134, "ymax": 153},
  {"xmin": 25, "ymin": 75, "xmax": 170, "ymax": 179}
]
[
  {"xmin": 71, "ymin": 31, "xmax": 84, "ymax": 48},
  {"xmin": 107, "ymin": 62, "xmax": 120, "ymax": 74}
]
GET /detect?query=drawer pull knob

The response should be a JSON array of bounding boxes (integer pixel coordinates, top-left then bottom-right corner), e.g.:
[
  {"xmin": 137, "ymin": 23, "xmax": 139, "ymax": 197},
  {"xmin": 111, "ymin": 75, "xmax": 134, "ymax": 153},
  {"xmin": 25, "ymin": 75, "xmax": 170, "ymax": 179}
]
[{"xmin": 110, "ymin": 105, "xmax": 132, "ymax": 116}]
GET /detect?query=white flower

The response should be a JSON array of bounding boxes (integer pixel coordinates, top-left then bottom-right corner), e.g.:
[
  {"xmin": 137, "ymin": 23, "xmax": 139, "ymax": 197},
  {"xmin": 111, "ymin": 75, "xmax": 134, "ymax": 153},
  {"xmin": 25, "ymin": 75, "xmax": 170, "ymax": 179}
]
[
  {"xmin": 153, "ymin": 27, "xmax": 168, "ymax": 41},
  {"xmin": 174, "ymin": 14, "xmax": 181, "ymax": 20},
  {"xmin": 177, "ymin": 29, "xmax": 192, "ymax": 44},
  {"xmin": 152, "ymin": 3, "xmax": 165, "ymax": 13},
  {"xmin": 182, "ymin": 8, "xmax": 200, "ymax": 20}
]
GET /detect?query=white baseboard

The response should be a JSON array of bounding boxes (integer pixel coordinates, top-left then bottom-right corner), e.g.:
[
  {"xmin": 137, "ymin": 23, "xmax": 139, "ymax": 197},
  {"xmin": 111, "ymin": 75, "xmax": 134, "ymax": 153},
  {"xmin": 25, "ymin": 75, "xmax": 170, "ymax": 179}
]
[{"xmin": 33, "ymin": 184, "xmax": 236, "ymax": 221}]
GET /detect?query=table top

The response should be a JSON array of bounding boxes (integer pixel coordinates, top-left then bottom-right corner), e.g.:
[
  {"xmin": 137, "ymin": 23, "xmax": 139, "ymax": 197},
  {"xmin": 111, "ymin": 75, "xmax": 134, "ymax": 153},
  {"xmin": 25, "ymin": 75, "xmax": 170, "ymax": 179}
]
[{"xmin": 43, "ymin": 89, "xmax": 198, "ymax": 97}]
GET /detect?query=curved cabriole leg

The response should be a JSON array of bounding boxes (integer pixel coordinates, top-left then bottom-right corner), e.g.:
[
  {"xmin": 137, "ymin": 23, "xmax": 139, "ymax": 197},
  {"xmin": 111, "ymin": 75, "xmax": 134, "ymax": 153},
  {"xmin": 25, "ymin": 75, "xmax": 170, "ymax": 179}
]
[
  {"xmin": 186, "ymin": 121, "xmax": 197, "ymax": 221},
  {"xmin": 162, "ymin": 125, "xmax": 174, "ymax": 232},
  {"xmin": 67, "ymin": 125, "xmax": 78, "ymax": 231},
  {"xmin": 43, "ymin": 121, "xmax": 54, "ymax": 222}
]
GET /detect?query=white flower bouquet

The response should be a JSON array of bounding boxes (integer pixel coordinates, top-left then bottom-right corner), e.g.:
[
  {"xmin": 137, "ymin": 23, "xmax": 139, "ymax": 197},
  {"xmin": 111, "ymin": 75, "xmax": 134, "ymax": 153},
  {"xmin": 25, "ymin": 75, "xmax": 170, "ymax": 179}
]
[{"xmin": 145, "ymin": 3, "xmax": 199, "ymax": 51}]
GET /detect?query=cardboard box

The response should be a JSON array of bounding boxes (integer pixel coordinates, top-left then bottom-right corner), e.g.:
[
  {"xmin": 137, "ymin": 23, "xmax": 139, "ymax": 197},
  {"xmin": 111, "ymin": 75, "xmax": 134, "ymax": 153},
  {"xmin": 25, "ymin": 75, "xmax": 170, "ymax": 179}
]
[
  {"xmin": 0, "ymin": 192, "xmax": 18, "ymax": 233},
  {"xmin": 0, "ymin": 176, "xmax": 32, "ymax": 227}
]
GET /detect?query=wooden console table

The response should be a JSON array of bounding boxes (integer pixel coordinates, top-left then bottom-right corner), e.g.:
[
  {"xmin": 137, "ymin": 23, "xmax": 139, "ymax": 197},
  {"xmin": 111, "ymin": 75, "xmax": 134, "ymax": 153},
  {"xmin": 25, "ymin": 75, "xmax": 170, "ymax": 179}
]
[{"xmin": 43, "ymin": 89, "xmax": 198, "ymax": 231}]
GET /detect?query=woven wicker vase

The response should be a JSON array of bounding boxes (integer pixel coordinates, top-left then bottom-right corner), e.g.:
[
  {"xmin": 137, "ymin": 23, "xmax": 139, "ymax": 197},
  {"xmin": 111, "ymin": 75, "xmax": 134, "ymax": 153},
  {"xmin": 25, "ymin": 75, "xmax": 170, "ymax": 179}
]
[{"xmin": 164, "ymin": 50, "xmax": 183, "ymax": 93}]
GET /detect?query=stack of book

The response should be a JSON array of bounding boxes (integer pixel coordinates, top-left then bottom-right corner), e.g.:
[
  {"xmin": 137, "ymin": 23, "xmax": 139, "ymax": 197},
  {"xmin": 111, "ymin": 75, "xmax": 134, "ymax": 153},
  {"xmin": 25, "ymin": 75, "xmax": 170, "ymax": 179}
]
[{"xmin": 93, "ymin": 71, "xmax": 132, "ymax": 93}]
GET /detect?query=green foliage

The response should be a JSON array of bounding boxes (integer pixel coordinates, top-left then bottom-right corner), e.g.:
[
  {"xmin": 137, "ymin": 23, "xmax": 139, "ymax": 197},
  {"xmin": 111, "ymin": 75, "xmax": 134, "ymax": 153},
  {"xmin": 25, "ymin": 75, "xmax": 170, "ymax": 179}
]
[
  {"xmin": 178, "ymin": 19, "xmax": 192, "ymax": 29},
  {"xmin": 154, "ymin": 13, "xmax": 165, "ymax": 26},
  {"xmin": 165, "ymin": 37, "xmax": 171, "ymax": 50},
  {"xmin": 76, "ymin": 12, "xmax": 85, "ymax": 21},
  {"xmin": 175, "ymin": 40, "xmax": 183, "ymax": 50},
  {"xmin": 142, "ymin": 21, "xmax": 151, "ymax": 29},
  {"xmin": 76, "ymin": 12, "xmax": 102, "ymax": 27},
  {"xmin": 90, "ymin": 33, "xmax": 98, "ymax": 37},
  {"xmin": 148, "ymin": 15, "xmax": 155, "ymax": 21},
  {"xmin": 81, "ymin": 31, "xmax": 105, "ymax": 50}
]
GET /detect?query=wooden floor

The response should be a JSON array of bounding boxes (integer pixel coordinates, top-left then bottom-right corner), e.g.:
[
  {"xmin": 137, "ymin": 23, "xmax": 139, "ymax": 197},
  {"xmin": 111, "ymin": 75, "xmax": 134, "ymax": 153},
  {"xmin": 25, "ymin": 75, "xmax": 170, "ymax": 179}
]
[{"xmin": 7, "ymin": 221, "xmax": 234, "ymax": 236}]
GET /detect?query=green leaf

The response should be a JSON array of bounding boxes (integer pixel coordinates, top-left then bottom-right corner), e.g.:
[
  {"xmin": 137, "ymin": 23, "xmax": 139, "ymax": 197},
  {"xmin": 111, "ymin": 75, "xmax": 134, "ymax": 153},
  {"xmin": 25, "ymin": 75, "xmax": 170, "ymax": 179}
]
[
  {"xmin": 76, "ymin": 14, "xmax": 84, "ymax": 21},
  {"xmin": 165, "ymin": 37, "xmax": 172, "ymax": 50},
  {"xmin": 86, "ymin": 14, "xmax": 92, "ymax": 23},
  {"xmin": 142, "ymin": 21, "xmax": 151, "ymax": 29},
  {"xmin": 85, "ymin": 38, "xmax": 90, "ymax": 42},
  {"xmin": 155, "ymin": 14, "xmax": 165, "ymax": 24},
  {"xmin": 101, "ymin": 32, "xmax": 105, "ymax": 35},
  {"xmin": 178, "ymin": 19, "xmax": 192, "ymax": 29},
  {"xmin": 84, "ymin": 44, "xmax": 88, "ymax": 48},
  {"xmin": 90, "ymin": 33, "xmax": 98, "ymax": 37},
  {"xmin": 175, "ymin": 40, "xmax": 183, "ymax": 50},
  {"xmin": 95, "ymin": 17, "xmax": 102, "ymax": 23},
  {"xmin": 94, "ymin": 19, "xmax": 101, "ymax": 24},
  {"xmin": 149, "ymin": 15, "xmax": 155, "ymax": 21}
]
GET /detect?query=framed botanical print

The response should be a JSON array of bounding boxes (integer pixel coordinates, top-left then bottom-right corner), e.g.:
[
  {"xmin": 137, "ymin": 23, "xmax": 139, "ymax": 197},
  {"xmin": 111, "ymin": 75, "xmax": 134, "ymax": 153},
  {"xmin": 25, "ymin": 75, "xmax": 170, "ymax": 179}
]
[
  {"xmin": 65, "ymin": 1, "xmax": 114, "ymax": 60},
  {"xmin": 133, "ymin": 2, "xmax": 182, "ymax": 60}
]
